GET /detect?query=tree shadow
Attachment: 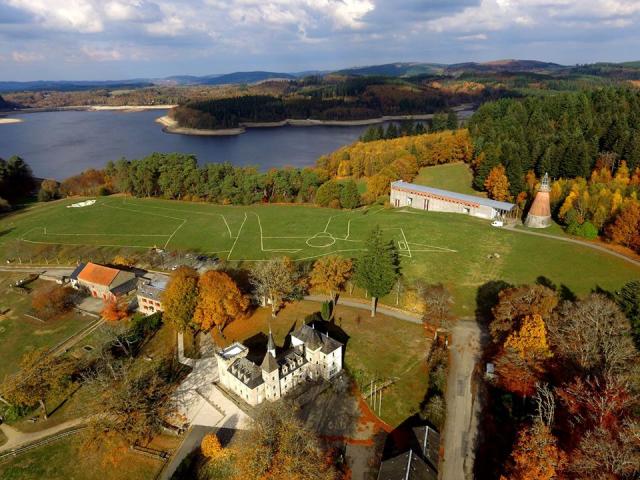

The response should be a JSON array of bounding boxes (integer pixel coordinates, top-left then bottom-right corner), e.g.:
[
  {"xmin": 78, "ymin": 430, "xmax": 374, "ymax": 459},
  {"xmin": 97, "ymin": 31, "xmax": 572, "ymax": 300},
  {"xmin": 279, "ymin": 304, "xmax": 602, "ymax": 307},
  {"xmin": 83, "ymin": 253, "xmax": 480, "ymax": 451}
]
[
  {"xmin": 475, "ymin": 280, "xmax": 512, "ymax": 323},
  {"xmin": 242, "ymin": 332, "xmax": 268, "ymax": 363},
  {"xmin": 559, "ymin": 284, "xmax": 577, "ymax": 302}
]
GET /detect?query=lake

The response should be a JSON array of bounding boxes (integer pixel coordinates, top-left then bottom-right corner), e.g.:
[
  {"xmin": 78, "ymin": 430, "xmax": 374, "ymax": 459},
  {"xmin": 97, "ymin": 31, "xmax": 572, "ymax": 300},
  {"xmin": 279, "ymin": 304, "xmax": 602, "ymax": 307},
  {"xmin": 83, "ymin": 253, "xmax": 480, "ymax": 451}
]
[{"xmin": 0, "ymin": 109, "xmax": 378, "ymax": 180}]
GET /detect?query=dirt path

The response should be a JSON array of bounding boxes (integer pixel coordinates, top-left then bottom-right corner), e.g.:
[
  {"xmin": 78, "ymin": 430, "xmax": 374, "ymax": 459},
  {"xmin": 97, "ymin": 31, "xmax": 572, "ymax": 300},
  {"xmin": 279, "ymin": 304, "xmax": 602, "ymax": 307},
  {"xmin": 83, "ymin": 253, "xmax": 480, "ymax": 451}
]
[
  {"xmin": 440, "ymin": 320, "xmax": 482, "ymax": 480},
  {"xmin": 304, "ymin": 295, "xmax": 422, "ymax": 324},
  {"xmin": 0, "ymin": 418, "xmax": 85, "ymax": 453}
]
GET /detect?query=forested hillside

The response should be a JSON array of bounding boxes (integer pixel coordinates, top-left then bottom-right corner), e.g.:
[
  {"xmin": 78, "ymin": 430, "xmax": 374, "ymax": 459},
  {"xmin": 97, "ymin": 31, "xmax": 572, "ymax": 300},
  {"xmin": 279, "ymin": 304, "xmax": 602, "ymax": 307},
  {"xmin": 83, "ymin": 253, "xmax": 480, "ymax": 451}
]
[
  {"xmin": 169, "ymin": 76, "xmax": 503, "ymax": 129},
  {"xmin": 0, "ymin": 94, "xmax": 10, "ymax": 109},
  {"xmin": 469, "ymin": 88, "xmax": 640, "ymax": 195}
]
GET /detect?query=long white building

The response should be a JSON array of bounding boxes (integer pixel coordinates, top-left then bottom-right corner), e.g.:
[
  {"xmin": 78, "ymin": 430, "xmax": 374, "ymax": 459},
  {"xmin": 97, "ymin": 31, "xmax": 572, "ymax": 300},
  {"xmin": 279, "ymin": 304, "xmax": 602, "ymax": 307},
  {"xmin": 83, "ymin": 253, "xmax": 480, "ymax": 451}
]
[
  {"xmin": 390, "ymin": 180, "xmax": 516, "ymax": 220},
  {"xmin": 215, "ymin": 324, "xmax": 343, "ymax": 406}
]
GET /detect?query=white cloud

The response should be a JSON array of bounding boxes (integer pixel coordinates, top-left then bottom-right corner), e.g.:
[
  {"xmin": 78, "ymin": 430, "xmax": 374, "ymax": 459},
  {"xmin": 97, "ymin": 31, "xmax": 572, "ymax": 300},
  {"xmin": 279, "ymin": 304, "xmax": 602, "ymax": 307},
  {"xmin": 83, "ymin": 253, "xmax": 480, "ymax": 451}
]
[
  {"xmin": 458, "ymin": 33, "xmax": 488, "ymax": 41},
  {"xmin": 11, "ymin": 50, "xmax": 44, "ymax": 62},
  {"xmin": 7, "ymin": 0, "xmax": 103, "ymax": 32},
  {"xmin": 80, "ymin": 45, "xmax": 123, "ymax": 61}
]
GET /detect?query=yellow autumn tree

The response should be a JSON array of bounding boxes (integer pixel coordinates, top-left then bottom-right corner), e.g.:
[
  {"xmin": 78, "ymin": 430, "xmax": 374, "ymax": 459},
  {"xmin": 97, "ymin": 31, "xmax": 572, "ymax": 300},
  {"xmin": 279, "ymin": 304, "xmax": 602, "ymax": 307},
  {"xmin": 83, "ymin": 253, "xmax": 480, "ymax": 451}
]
[
  {"xmin": 193, "ymin": 271, "xmax": 249, "ymax": 333},
  {"xmin": 495, "ymin": 314, "xmax": 553, "ymax": 397},
  {"xmin": 201, "ymin": 433, "xmax": 226, "ymax": 460},
  {"xmin": 310, "ymin": 256, "xmax": 352, "ymax": 307},
  {"xmin": 503, "ymin": 314, "xmax": 553, "ymax": 362},
  {"xmin": 484, "ymin": 164, "xmax": 511, "ymax": 201}
]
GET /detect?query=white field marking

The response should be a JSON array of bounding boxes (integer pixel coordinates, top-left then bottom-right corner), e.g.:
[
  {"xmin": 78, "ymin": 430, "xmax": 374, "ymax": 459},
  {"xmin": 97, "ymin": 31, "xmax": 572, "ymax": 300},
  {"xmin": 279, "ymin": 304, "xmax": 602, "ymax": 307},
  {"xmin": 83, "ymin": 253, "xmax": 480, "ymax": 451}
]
[
  {"xmin": 408, "ymin": 241, "xmax": 457, "ymax": 253},
  {"xmin": 101, "ymin": 201, "xmax": 186, "ymax": 223},
  {"xmin": 38, "ymin": 232, "xmax": 170, "ymax": 237},
  {"xmin": 400, "ymin": 228, "xmax": 412, "ymax": 258},
  {"xmin": 322, "ymin": 208, "xmax": 361, "ymax": 234},
  {"xmin": 251, "ymin": 212, "xmax": 302, "ymax": 253},
  {"xmin": 229, "ymin": 248, "xmax": 367, "ymax": 263},
  {"xmin": 117, "ymin": 198, "xmax": 237, "ymax": 239},
  {"xmin": 262, "ymin": 236, "xmax": 309, "ymax": 239},
  {"xmin": 163, "ymin": 218, "xmax": 187, "ymax": 249},
  {"xmin": 227, "ymin": 213, "xmax": 248, "ymax": 260},
  {"xmin": 20, "ymin": 238, "xmax": 153, "ymax": 249}
]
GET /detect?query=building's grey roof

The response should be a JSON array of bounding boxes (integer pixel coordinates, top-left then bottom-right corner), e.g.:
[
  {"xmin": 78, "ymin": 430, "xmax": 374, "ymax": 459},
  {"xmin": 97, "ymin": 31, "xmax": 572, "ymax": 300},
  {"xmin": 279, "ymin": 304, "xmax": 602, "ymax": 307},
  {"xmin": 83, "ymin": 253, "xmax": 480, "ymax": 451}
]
[
  {"xmin": 277, "ymin": 349, "xmax": 307, "ymax": 377},
  {"xmin": 377, "ymin": 450, "xmax": 437, "ymax": 480},
  {"xmin": 229, "ymin": 357, "xmax": 264, "ymax": 389},
  {"xmin": 391, "ymin": 180, "xmax": 515, "ymax": 212},
  {"xmin": 413, "ymin": 426, "xmax": 440, "ymax": 470},
  {"xmin": 292, "ymin": 324, "xmax": 342, "ymax": 354},
  {"xmin": 261, "ymin": 351, "xmax": 279, "ymax": 373},
  {"xmin": 138, "ymin": 276, "xmax": 168, "ymax": 301},
  {"xmin": 111, "ymin": 278, "xmax": 138, "ymax": 296},
  {"xmin": 69, "ymin": 263, "xmax": 86, "ymax": 281}
]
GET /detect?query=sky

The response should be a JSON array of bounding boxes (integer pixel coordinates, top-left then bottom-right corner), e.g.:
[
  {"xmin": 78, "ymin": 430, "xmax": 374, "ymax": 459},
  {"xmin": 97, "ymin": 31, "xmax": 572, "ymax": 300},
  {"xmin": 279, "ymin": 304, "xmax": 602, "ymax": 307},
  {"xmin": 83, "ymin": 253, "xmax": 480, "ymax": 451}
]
[{"xmin": 1, "ymin": 0, "xmax": 640, "ymax": 81}]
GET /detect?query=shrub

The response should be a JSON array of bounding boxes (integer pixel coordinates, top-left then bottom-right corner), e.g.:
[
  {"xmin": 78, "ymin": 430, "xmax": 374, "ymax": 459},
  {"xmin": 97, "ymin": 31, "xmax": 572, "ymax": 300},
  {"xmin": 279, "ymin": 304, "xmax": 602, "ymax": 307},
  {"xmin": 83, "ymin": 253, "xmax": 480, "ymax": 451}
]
[{"xmin": 31, "ymin": 284, "xmax": 75, "ymax": 320}]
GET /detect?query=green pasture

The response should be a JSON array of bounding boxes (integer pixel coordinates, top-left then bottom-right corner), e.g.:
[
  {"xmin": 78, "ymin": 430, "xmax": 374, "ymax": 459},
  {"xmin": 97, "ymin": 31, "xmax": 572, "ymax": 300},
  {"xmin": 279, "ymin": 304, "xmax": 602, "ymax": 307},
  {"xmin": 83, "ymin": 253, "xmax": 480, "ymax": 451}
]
[
  {"xmin": 413, "ymin": 162, "xmax": 482, "ymax": 196},
  {"xmin": 1, "ymin": 196, "xmax": 638, "ymax": 314}
]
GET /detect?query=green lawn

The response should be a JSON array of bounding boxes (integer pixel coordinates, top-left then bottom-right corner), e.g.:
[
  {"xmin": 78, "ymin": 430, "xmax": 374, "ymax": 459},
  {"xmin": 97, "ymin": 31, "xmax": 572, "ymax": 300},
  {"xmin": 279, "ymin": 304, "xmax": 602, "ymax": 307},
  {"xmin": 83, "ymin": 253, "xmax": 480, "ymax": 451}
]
[
  {"xmin": 0, "ymin": 434, "xmax": 164, "ymax": 480},
  {"xmin": 216, "ymin": 300, "xmax": 429, "ymax": 427},
  {"xmin": 0, "ymin": 273, "xmax": 94, "ymax": 380},
  {"xmin": 412, "ymin": 162, "xmax": 482, "ymax": 196},
  {"xmin": 1, "ymin": 197, "xmax": 638, "ymax": 316}
]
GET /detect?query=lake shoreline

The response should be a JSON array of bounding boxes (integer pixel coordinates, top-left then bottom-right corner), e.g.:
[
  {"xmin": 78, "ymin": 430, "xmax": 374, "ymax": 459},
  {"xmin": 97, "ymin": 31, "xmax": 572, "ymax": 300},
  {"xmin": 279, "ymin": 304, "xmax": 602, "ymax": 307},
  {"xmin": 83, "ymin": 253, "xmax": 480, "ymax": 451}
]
[
  {"xmin": 0, "ymin": 117, "xmax": 23, "ymax": 124},
  {"xmin": 157, "ymin": 105, "xmax": 474, "ymax": 137},
  {"xmin": 5, "ymin": 104, "xmax": 176, "ymax": 114}
]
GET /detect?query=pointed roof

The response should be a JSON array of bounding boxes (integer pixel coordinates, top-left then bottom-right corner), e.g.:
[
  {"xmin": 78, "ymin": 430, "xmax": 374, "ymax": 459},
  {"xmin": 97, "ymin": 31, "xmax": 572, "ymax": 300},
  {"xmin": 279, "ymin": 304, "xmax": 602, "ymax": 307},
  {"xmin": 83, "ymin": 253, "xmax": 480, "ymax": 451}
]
[
  {"xmin": 267, "ymin": 328, "xmax": 275, "ymax": 354},
  {"xmin": 261, "ymin": 352, "xmax": 279, "ymax": 373}
]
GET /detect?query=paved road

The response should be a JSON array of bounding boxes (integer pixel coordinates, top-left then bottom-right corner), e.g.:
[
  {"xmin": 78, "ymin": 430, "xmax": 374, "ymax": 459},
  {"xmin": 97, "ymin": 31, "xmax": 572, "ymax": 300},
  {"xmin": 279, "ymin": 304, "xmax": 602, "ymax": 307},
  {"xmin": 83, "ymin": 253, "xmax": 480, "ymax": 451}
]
[
  {"xmin": 0, "ymin": 418, "xmax": 85, "ymax": 453},
  {"xmin": 440, "ymin": 320, "xmax": 482, "ymax": 480}
]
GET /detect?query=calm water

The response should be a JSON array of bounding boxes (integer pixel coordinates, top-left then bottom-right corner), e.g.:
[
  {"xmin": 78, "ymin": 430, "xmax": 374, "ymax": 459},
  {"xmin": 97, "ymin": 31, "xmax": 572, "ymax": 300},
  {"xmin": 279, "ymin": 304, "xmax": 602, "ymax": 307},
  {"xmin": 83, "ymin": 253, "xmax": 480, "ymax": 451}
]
[{"xmin": 0, "ymin": 109, "xmax": 375, "ymax": 180}]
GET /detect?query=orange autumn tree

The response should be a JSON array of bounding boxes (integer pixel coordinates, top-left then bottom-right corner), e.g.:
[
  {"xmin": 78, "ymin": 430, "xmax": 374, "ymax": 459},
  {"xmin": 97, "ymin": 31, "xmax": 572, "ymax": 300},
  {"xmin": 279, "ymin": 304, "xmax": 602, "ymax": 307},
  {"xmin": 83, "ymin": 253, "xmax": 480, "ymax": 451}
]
[
  {"xmin": 606, "ymin": 200, "xmax": 640, "ymax": 253},
  {"xmin": 484, "ymin": 164, "xmax": 511, "ymax": 201},
  {"xmin": 495, "ymin": 314, "xmax": 553, "ymax": 396},
  {"xmin": 310, "ymin": 255, "xmax": 352, "ymax": 307},
  {"xmin": 193, "ymin": 270, "xmax": 249, "ymax": 334},
  {"xmin": 101, "ymin": 298, "xmax": 128, "ymax": 322},
  {"xmin": 501, "ymin": 421, "xmax": 567, "ymax": 480}
]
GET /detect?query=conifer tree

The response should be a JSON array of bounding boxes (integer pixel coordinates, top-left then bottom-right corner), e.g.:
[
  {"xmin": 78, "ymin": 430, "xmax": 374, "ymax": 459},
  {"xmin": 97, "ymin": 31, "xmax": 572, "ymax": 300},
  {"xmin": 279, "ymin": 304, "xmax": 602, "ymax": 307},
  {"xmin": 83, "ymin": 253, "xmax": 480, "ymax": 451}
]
[{"xmin": 354, "ymin": 225, "xmax": 400, "ymax": 316}]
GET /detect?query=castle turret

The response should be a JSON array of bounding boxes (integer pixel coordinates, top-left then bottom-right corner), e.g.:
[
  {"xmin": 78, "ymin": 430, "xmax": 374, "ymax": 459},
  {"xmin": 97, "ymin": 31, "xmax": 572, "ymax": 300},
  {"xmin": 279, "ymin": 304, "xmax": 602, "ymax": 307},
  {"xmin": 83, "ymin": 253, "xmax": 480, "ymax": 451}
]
[{"xmin": 525, "ymin": 173, "xmax": 552, "ymax": 228}]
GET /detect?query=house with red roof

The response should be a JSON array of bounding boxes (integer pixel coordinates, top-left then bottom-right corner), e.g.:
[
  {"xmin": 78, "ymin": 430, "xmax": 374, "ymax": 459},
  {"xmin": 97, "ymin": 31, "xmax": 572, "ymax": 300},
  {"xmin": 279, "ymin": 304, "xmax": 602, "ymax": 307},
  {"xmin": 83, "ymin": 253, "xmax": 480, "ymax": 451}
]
[{"xmin": 70, "ymin": 262, "xmax": 137, "ymax": 302}]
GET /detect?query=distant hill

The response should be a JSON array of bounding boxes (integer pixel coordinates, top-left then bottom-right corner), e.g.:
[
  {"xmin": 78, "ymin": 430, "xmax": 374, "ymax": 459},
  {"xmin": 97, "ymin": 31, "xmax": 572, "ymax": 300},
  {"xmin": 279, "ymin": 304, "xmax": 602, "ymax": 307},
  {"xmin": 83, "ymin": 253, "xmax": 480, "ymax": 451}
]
[
  {"xmin": 445, "ymin": 59, "xmax": 565, "ymax": 74},
  {"xmin": 200, "ymin": 71, "xmax": 296, "ymax": 85},
  {"xmin": 335, "ymin": 62, "xmax": 446, "ymax": 77},
  {"xmin": 0, "ymin": 80, "xmax": 152, "ymax": 93}
]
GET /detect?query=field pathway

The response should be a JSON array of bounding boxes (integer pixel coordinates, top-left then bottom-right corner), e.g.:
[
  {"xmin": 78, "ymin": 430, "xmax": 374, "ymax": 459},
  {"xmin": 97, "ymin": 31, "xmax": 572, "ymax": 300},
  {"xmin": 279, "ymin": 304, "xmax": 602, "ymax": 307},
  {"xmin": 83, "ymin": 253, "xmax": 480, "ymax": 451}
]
[
  {"xmin": 505, "ymin": 226, "xmax": 640, "ymax": 268},
  {"xmin": 303, "ymin": 295, "xmax": 422, "ymax": 324},
  {"xmin": 0, "ymin": 418, "xmax": 85, "ymax": 454}
]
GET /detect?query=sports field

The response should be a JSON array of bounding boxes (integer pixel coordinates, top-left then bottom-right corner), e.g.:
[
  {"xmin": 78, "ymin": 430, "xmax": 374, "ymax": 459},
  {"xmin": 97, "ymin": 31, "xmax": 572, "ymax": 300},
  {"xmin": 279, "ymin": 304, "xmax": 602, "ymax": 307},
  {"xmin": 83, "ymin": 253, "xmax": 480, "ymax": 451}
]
[{"xmin": 1, "ymin": 196, "xmax": 638, "ymax": 314}]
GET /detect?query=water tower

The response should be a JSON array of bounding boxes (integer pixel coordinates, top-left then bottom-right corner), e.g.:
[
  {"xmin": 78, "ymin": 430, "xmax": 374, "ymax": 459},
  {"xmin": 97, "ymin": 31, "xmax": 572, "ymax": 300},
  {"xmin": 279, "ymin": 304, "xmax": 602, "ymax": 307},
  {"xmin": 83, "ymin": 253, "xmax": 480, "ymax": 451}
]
[{"xmin": 525, "ymin": 173, "xmax": 552, "ymax": 228}]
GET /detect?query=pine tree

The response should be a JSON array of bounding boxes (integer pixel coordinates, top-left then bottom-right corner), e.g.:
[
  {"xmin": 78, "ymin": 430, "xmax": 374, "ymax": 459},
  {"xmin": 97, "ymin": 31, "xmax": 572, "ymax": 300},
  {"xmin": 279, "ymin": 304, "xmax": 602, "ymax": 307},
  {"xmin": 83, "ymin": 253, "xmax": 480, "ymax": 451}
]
[
  {"xmin": 446, "ymin": 110, "xmax": 458, "ymax": 130},
  {"xmin": 339, "ymin": 180, "xmax": 360, "ymax": 209},
  {"xmin": 354, "ymin": 225, "xmax": 400, "ymax": 316}
]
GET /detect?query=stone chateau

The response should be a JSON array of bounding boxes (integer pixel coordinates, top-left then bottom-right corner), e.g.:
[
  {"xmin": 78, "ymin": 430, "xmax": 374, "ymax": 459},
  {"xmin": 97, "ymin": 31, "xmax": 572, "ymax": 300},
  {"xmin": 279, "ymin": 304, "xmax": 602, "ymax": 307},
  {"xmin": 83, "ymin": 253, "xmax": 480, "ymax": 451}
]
[{"xmin": 215, "ymin": 324, "xmax": 343, "ymax": 406}]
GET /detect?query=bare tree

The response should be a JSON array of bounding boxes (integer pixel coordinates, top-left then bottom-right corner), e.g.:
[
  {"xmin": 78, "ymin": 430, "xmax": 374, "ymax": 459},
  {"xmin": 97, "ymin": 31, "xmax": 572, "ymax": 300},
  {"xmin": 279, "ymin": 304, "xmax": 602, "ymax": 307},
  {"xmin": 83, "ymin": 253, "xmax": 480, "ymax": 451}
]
[
  {"xmin": 249, "ymin": 257, "xmax": 300, "ymax": 318},
  {"xmin": 533, "ymin": 382, "xmax": 556, "ymax": 426},
  {"xmin": 547, "ymin": 294, "xmax": 638, "ymax": 377},
  {"xmin": 422, "ymin": 283, "xmax": 455, "ymax": 333}
]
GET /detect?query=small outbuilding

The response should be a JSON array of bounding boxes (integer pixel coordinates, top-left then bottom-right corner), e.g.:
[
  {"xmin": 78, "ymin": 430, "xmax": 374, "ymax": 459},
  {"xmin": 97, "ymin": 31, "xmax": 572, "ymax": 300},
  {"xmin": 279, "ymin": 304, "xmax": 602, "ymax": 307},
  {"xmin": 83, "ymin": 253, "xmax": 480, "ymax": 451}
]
[{"xmin": 390, "ymin": 180, "xmax": 516, "ymax": 220}]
